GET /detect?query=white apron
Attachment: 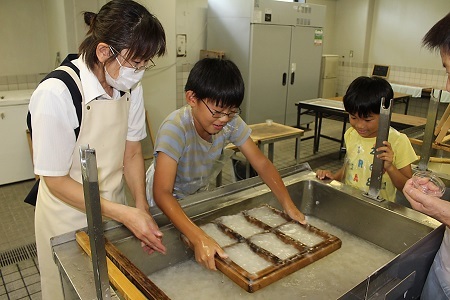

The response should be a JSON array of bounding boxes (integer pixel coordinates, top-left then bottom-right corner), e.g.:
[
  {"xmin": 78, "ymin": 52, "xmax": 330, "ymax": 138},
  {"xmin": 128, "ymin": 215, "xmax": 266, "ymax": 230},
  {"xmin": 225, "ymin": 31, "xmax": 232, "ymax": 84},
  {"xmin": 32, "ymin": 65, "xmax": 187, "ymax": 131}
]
[{"xmin": 35, "ymin": 92, "xmax": 130, "ymax": 299}]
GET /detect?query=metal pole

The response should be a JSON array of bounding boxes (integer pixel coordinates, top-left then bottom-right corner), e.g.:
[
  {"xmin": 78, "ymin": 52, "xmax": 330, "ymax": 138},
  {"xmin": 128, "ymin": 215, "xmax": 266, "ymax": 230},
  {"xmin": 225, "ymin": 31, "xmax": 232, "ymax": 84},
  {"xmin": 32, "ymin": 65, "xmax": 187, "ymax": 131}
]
[
  {"xmin": 366, "ymin": 97, "xmax": 392, "ymax": 201},
  {"xmin": 79, "ymin": 145, "xmax": 111, "ymax": 299},
  {"xmin": 417, "ymin": 89, "xmax": 441, "ymax": 171}
]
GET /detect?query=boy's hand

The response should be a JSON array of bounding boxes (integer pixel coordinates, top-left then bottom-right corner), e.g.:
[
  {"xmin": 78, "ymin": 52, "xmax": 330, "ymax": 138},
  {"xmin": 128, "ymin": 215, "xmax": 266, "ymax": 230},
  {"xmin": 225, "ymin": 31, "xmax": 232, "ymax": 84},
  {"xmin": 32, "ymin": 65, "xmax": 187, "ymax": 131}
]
[
  {"xmin": 376, "ymin": 141, "xmax": 394, "ymax": 170},
  {"xmin": 316, "ymin": 169, "xmax": 335, "ymax": 180},
  {"xmin": 284, "ymin": 204, "xmax": 307, "ymax": 225},
  {"xmin": 192, "ymin": 233, "xmax": 228, "ymax": 270}
]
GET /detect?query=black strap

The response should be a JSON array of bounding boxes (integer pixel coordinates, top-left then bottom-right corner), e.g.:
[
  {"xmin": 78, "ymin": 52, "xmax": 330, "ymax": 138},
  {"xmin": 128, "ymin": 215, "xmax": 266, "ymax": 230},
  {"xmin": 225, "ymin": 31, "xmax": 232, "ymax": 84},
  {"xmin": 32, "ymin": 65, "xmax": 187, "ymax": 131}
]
[
  {"xmin": 27, "ymin": 54, "xmax": 82, "ymax": 139},
  {"xmin": 25, "ymin": 54, "xmax": 82, "ymax": 206}
]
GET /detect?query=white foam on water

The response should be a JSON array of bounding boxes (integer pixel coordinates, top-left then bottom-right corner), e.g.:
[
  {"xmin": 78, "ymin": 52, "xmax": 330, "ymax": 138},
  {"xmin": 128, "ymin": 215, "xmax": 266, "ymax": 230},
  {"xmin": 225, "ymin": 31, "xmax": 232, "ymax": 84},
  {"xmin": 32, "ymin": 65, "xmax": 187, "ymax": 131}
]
[
  {"xmin": 246, "ymin": 206, "xmax": 288, "ymax": 227},
  {"xmin": 277, "ymin": 223, "xmax": 324, "ymax": 247},
  {"xmin": 224, "ymin": 242, "xmax": 273, "ymax": 274},
  {"xmin": 218, "ymin": 214, "xmax": 264, "ymax": 238},
  {"xmin": 149, "ymin": 217, "xmax": 397, "ymax": 299},
  {"xmin": 250, "ymin": 232, "xmax": 300, "ymax": 260},
  {"xmin": 200, "ymin": 223, "xmax": 237, "ymax": 248}
]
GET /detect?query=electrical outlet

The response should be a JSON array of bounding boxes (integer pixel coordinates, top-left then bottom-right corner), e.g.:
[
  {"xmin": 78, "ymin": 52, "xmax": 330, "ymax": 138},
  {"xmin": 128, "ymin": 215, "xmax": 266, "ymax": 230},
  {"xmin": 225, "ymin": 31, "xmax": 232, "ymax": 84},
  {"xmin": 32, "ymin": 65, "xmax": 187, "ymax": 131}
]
[
  {"xmin": 349, "ymin": 50, "xmax": 354, "ymax": 58},
  {"xmin": 177, "ymin": 34, "xmax": 187, "ymax": 57}
]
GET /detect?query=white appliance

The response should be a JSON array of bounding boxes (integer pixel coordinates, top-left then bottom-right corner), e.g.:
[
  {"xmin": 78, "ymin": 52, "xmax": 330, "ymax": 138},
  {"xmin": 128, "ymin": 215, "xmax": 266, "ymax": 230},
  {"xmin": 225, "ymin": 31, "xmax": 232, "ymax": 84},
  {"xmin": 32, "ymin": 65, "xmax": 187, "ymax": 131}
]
[
  {"xmin": 0, "ymin": 89, "xmax": 35, "ymax": 185},
  {"xmin": 319, "ymin": 54, "xmax": 339, "ymax": 98},
  {"xmin": 207, "ymin": 0, "xmax": 325, "ymax": 126}
]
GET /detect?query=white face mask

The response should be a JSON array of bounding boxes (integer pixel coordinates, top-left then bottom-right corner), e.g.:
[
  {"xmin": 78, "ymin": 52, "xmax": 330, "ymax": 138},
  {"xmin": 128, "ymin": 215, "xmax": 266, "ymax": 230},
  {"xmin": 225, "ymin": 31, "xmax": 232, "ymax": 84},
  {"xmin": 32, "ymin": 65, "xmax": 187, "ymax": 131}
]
[{"xmin": 104, "ymin": 58, "xmax": 144, "ymax": 91}]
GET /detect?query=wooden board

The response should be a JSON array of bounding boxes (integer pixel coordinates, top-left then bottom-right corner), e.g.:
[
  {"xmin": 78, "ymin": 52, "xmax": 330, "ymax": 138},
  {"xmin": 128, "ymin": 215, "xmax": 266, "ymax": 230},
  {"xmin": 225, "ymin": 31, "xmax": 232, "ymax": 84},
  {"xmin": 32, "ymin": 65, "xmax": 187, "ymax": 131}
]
[
  {"xmin": 183, "ymin": 205, "xmax": 341, "ymax": 293},
  {"xmin": 76, "ymin": 231, "xmax": 170, "ymax": 300},
  {"xmin": 76, "ymin": 231, "xmax": 147, "ymax": 300}
]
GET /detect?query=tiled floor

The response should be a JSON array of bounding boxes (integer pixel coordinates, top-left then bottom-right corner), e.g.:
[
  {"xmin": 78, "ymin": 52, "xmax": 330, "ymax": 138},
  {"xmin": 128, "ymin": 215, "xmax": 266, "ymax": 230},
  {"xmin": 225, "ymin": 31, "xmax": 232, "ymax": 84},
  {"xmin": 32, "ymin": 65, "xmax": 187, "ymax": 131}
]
[{"xmin": 0, "ymin": 96, "xmax": 440, "ymax": 299}]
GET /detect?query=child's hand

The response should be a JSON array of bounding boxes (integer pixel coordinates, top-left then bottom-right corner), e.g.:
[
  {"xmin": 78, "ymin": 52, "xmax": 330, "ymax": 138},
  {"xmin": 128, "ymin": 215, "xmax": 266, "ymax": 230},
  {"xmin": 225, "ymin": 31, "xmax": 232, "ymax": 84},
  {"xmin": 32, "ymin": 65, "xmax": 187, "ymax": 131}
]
[
  {"xmin": 192, "ymin": 232, "xmax": 228, "ymax": 270},
  {"xmin": 376, "ymin": 141, "xmax": 394, "ymax": 170},
  {"xmin": 284, "ymin": 205, "xmax": 307, "ymax": 225},
  {"xmin": 316, "ymin": 169, "xmax": 335, "ymax": 180}
]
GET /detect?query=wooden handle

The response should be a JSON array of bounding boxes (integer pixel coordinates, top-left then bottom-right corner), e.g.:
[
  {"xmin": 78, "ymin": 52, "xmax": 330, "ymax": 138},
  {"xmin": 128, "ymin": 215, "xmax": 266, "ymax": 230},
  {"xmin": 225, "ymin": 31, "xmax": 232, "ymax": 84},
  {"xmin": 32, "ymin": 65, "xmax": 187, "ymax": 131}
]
[
  {"xmin": 416, "ymin": 156, "xmax": 450, "ymax": 164},
  {"xmin": 76, "ymin": 231, "xmax": 155, "ymax": 300}
]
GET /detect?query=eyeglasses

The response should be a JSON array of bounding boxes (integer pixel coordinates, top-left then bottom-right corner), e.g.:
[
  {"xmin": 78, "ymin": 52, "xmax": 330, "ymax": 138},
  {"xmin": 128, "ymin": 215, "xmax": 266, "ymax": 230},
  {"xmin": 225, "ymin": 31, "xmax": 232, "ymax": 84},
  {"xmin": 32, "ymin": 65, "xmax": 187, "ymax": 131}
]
[
  {"xmin": 201, "ymin": 99, "xmax": 241, "ymax": 119},
  {"xmin": 109, "ymin": 46, "xmax": 155, "ymax": 73}
]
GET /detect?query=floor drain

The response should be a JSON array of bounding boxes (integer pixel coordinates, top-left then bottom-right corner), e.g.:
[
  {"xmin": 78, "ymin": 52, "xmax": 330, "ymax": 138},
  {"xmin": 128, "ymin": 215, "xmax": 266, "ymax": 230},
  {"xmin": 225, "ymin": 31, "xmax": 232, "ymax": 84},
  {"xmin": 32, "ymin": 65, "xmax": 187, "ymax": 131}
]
[{"xmin": 0, "ymin": 242, "xmax": 37, "ymax": 268}]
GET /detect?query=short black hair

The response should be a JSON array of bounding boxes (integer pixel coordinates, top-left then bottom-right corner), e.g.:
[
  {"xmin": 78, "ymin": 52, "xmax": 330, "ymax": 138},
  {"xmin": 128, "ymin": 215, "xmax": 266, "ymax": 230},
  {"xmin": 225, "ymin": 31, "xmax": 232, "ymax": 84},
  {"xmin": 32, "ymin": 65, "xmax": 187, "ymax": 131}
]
[
  {"xmin": 185, "ymin": 58, "xmax": 245, "ymax": 108},
  {"xmin": 423, "ymin": 12, "xmax": 450, "ymax": 55},
  {"xmin": 343, "ymin": 76, "xmax": 394, "ymax": 118},
  {"xmin": 79, "ymin": 0, "xmax": 166, "ymax": 71}
]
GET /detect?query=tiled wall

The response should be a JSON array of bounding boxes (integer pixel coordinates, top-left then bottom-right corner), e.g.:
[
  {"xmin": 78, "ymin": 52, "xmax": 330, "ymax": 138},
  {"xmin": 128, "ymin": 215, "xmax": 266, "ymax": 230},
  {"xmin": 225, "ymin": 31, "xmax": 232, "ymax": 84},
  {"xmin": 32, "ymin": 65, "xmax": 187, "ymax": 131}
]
[
  {"xmin": 336, "ymin": 60, "xmax": 448, "ymax": 96},
  {"xmin": 8, "ymin": 60, "xmax": 441, "ymax": 107},
  {"xmin": 176, "ymin": 63, "xmax": 194, "ymax": 108},
  {"xmin": 0, "ymin": 74, "xmax": 46, "ymax": 92}
]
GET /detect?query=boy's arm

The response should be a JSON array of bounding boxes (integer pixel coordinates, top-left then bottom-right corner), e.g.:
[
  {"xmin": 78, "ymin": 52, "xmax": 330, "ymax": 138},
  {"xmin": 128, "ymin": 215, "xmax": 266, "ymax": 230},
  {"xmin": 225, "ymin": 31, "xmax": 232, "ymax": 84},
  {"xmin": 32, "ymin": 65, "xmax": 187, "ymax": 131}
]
[
  {"xmin": 238, "ymin": 138, "xmax": 306, "ymax": 224},
  {"xmin": 385, "ymin": 164, "xmax": 413, "ymax": 190},
  {"xmin": 152, "ymin": 152, "xmax": 227, "ymax": 270}
]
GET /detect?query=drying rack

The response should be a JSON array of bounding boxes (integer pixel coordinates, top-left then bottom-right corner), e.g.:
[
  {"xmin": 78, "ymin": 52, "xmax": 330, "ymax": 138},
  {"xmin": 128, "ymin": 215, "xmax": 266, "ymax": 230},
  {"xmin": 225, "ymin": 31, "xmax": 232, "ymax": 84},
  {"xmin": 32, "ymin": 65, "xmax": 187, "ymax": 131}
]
[{"xmin": 408, "ymin": 89, "xmax": 450, "ymax": 168}]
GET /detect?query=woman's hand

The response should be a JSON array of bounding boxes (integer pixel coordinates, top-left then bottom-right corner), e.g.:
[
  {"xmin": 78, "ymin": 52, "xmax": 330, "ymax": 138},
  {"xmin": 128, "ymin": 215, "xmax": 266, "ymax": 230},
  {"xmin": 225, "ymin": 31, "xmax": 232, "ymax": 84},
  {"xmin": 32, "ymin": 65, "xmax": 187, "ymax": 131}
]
[
  {"xmin": 403, "ymin": 178, "xmax": 450, "ymax": 226},
  {"xmin": 122, "ymin": 206, "xmax": 166, "ymax": 255},
  {"xmin": 191, "ymin": 232, "xmax": 228, "ymax": 270}
]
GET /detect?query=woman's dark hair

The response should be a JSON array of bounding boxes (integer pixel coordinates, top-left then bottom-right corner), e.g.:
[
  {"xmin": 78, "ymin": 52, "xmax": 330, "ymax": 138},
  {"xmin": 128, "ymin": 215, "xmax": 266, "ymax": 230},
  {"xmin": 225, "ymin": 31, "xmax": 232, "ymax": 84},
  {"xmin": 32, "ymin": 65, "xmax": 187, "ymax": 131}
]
[
  {"xmin": 423, "ymin": 12, "xmax": 450, "ymax": 55},
  {"xmin": 185, "ymin": 58, "xmax": 245, "ymax": 108},
  {"xmin": 79, "ymin": 0, "xmax": 166, "ymax": 71},
  {"xmin": 343, "ymin": 76, "xmax": 393, "ymax": 118}
]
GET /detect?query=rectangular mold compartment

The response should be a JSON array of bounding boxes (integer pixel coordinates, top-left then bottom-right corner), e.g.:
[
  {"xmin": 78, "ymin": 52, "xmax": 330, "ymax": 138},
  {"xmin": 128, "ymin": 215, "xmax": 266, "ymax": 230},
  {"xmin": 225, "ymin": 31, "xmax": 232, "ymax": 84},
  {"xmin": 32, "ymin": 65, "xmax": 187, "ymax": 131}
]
[{"xmin": 52, "ymin": 169, "xmax": 444, "ymax": 299}]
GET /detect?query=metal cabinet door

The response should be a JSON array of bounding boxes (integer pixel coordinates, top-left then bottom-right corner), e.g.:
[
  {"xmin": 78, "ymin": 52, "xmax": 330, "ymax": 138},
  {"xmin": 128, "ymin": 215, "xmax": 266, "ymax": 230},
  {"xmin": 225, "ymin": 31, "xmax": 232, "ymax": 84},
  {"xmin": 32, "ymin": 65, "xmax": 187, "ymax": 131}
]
[
  {"xmin": 247, "ymin": 24, "xmax": 291, "ymax": 124},
  {"xmin": 0, "ymin": 104, "xmax": 35, "ymax": 184},
  {"xmin": 285, "ymin": 26, "xmax": 323, "ymax": 126}
]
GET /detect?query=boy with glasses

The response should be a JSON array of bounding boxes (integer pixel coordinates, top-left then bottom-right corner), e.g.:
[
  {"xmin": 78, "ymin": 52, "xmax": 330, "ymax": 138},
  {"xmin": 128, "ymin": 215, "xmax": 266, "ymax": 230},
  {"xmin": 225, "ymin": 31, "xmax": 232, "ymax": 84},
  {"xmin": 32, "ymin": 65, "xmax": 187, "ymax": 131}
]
[{"xmin": 147, "ymin": 58, "xmax": 306, "ymax": 270}]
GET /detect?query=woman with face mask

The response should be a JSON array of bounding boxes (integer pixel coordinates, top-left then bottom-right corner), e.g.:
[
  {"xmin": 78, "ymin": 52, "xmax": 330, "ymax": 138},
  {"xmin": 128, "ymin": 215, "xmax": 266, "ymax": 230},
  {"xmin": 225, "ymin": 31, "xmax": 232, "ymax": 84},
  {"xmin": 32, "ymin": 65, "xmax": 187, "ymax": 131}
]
[{"xmin": 28, "ymin": 1, "xmax": 166, "ymax": 298}]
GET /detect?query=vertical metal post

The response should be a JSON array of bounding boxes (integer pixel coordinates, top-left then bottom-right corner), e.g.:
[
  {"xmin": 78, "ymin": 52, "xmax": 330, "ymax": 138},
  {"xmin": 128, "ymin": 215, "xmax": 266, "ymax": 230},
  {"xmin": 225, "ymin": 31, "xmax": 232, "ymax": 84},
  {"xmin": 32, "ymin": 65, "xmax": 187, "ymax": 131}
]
[
  {"xmin": 79, "ymin": 145, "xmax": 111, "ymax": 299},
  {"xmin": 417, "ymin": 89, "xmax": 441, "ymax": 171},
  {"xmin": 366, "ymin": 97, "xmax": 392, "ymax": 201}
]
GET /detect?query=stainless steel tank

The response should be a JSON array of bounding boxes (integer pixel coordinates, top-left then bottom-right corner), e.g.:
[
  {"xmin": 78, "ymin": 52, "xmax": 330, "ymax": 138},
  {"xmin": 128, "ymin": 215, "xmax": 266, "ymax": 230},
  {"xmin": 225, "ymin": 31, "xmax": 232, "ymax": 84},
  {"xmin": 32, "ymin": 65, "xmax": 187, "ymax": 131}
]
[{"xmin": 51, "ymin": 165, "xmax": 444, "ymax": 299}]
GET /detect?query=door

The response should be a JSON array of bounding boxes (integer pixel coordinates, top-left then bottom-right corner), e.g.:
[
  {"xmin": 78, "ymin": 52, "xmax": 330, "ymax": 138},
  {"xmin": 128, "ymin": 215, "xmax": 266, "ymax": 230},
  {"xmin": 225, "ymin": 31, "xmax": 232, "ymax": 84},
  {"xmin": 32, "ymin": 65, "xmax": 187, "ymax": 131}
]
[
  {"xmin": 285, "ymin": 26, "xmax": 323, "ymax": 126},
  {"xmin": 247, "ymin": 24, "xmax": 291, "ymax": 124},
  {"xmin": 0, "ymin": 104, "xmax": 35, "ymax": 184}
]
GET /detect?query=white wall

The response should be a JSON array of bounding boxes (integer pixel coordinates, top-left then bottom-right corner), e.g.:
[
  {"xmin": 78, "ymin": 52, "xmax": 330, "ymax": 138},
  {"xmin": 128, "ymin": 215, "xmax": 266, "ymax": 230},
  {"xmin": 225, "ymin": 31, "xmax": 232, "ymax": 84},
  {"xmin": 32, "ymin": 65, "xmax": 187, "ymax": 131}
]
[
  {"xmin": 2, "ymin": 0, "xmax": 450, "ymax": 97},
  {"xmin": 307, "ymin": 0, "xmax": 337, "ymax": 55},
  {"xmin": 334, "ymin": 0, "xmax": 372, "ymax": 63},
  {"xmin": 369, "ymin": 0, "xmax": 450, "ymax": 70},
  {"xmin": 0, "ymin": 0, "xmax": 51, "ymax": 75},
  {"xmin": 139, "ymin": 0, "xmax": 177, "ymax": 133},
  {"xmin": 176, "ymin": 0, "xmax": 208, "ymax": 64}
]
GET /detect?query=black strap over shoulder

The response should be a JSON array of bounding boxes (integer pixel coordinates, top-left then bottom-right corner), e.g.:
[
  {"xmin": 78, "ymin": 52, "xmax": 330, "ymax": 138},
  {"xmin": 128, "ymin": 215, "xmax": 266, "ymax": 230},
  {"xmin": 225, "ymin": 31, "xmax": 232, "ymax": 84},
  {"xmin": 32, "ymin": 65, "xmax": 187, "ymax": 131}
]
[
  {"xmin": 25, "ymin": 54, "xmax": 82, "ymax": 206},
  {"xmin": 27, "ymin": 53, "xmax": 82, "ymax": 139}
]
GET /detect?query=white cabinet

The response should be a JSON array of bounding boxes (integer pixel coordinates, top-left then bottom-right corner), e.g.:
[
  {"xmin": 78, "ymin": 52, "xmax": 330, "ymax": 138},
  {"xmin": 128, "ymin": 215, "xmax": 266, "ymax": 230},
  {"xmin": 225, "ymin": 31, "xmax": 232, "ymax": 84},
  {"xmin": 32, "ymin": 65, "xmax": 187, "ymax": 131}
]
[
  {"xmin": 207, "ymin": 0, "xmax": 325, "ymax": 126},
  {"xmin": 0, "ymin": 91, "xmax": 35, "ymax": 185}
]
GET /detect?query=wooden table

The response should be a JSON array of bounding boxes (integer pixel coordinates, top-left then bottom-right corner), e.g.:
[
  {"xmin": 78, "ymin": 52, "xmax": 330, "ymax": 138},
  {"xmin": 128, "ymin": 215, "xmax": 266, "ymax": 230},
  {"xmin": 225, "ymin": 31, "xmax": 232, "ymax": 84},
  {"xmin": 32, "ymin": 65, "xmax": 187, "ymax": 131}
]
[
  {"xmin": 220, "ymin": 122, "xmax": 304, "ymax": 183},
  {"xmin": 247, "ymin": 122, "xmax": 304, "ymax": 164},
  {"xmin": 295, "ymin": 98, "xmax": 426, "ymax": 156}
]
